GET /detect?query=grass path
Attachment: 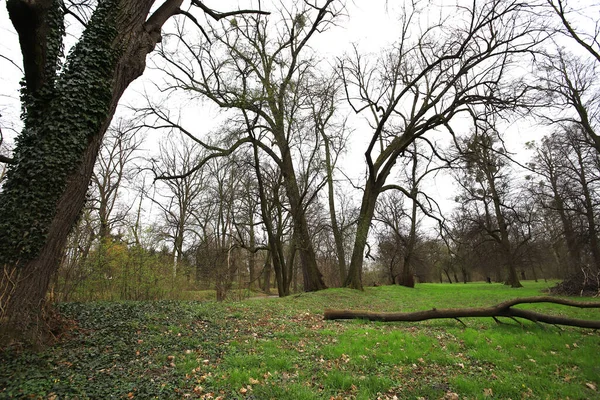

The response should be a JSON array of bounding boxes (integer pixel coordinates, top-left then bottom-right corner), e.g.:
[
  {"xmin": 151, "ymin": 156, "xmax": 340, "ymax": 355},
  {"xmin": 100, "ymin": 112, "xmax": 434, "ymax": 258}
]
[{"xmin": 1, "ymin": 281, "xmax": 599, "ymax": 399}]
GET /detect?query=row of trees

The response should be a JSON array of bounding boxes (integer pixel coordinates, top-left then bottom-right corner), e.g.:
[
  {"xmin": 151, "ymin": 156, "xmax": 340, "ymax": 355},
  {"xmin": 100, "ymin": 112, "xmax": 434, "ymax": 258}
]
[{"xmin": 1, "ymin": 0, "xmax": 600, "ymax": 343}]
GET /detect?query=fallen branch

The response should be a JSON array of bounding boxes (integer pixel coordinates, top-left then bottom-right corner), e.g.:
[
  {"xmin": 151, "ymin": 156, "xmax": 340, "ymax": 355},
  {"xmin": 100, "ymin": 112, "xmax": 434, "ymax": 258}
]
[{"xmin": 323, "ymin": 296, "xmax": 600, "ymax": 329}]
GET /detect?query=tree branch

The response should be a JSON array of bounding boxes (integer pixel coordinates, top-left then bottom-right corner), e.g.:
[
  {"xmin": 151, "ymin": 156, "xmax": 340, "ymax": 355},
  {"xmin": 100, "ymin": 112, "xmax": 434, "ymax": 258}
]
[
  {"xmin": 324, "ymin": 296, "xmax": 600, "ymax": 329},
  {"xmin": 190, "ymin": 1, "xmax": 269, "ymax": 20},
  {"xmin": 0, "ymin": 155, "xmax": 16, "ymax": 165}
]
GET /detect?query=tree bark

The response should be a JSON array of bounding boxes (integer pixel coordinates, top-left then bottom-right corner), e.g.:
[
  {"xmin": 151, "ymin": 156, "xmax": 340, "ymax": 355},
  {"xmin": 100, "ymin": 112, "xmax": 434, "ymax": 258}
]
[
  {"xmin": 324, "ymin": 296, "xmax": 600, "ymax": 329},
  {"xmin": 0, "ymin": 0, "xmax": 183, "ymax": 344},
  {"xmin": 251, "ymin": 140, "xmax": 288, "ymax": 297},
  {"xmin": 277, "ymin": 137, "xmax": 326, "ymax": 292},
  {"xmin": 345, "ymin": 179, "xmax": 379, "ymax": 290},
  {"xmin": 572, "ymin": 137, "xmax": 600, "ymax": 273},
  {"xmin": 323, "ymin": 135, "xmax": 347, "ymax": 285}
]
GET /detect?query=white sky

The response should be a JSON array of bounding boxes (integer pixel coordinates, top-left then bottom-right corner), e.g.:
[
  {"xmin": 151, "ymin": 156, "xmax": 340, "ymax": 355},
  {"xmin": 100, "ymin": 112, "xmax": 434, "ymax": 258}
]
[{"xmin": 0, "ymin": 0, "xmax": 589, "ymax": 232}]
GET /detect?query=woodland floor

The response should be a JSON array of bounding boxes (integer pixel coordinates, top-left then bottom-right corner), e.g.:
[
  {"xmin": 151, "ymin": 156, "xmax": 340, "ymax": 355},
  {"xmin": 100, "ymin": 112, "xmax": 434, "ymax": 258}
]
[{"xmin": 1, "ymin": 281, "xmax": 599, "ymax": 399}]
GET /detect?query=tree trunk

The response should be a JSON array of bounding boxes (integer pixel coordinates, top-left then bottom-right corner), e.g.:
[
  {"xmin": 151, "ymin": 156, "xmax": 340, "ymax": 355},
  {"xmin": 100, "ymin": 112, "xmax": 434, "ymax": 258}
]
[
  {"xmin": 323, "ymin": 135, "xmax": 347, "ymax": 285},
  {"xmin": 487, "ymin": 168, "xmax": 521, "ymax": 288},
  {"xmin": 277, "ymin": 139, "xmax": 326, "ymax": 292},
  {"xmin": 0, "ymin": 0, "xmax": 182, "ymax": 344},
  {"xmin": 444, "ymin": 269, "xmax": 453, "ymax": 283},
  {"xmin": 285, "ymin": 230, "xmax": 297, "ymax": 292},
  {"xmin": 398, "ymin": 189, "xmax": 418, "ymax": 288},
  {"xmin": 252, "ymin": 143, "xmax": 289, "ymax": 297},
  {"xmin": 345, "ymin": 179, "xmax": 379, "ymax": 290},
  {"xmin": 248, "ymin": 223, "xmax": 256, "ymax": 290},
  {"xmin": 262, "ymin": 253, "xmax": 272, "ymax": 295}
]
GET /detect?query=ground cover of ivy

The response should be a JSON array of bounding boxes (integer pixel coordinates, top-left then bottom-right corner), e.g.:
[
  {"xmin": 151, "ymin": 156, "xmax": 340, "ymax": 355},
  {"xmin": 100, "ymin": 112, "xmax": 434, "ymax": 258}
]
[{"xmin": 1, "ymin": 282, "xmax": 599, "ymax": 399}]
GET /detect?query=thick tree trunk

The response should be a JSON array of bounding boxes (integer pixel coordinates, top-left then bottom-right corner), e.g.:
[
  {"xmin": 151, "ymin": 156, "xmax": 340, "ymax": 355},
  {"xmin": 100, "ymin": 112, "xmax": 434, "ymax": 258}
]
[
  {"xmin": 251, "ymin": 141, "xmax": 288, "ymax": 297},
  {"xmin": 278, "ymin": 140, "xmax": 326, "ymax": 292},
  {"xmin": 345, "ymin": 179, "xmax": 380, "ymax": 290},
  {"xmin": 398, "ymin": 190, "xmax": 418, "ymax": 288},
  {"xmin": 487, "ymin": 170, "xmax": 521, "ymax": 288},
  {"xmin": 0, "ymin": 0, "xmax": 182, "ymax": 344}
]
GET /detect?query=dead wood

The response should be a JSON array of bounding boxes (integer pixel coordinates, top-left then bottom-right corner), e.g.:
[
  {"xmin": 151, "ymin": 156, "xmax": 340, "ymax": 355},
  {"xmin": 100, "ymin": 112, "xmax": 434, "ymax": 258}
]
[{"xmin": 323, "ymin": 296, "xmax": 600, "ymax": 329}]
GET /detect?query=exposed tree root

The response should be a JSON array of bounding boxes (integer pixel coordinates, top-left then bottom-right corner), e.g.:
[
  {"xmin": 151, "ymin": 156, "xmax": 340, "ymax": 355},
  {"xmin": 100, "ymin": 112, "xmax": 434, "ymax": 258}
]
[{"xmin": 324, "ymin": 296, "xmax": 600, "ymax": 329}]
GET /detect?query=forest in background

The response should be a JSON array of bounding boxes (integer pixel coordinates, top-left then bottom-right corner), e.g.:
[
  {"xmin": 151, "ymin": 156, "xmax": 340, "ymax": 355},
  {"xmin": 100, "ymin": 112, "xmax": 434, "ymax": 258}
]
[{"xmin": 1, "ymin": 0, "xmax": 600, "ymax": 343}]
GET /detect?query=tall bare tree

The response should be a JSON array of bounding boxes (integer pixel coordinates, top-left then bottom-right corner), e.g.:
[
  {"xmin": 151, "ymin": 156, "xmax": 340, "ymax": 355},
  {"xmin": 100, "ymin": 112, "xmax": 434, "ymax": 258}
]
[
  {"xmin": 151, "ymin": 135, "xmax": 207, "ymax": 279},
  {"xmin": 151, "ymin": 1, "xmax": 344, "ymax": 292},
  {"xmin": 92, "ymin": 119, "xmax": 143, "ymax": 240},
  {"xmin": 454, "ymin": 127, "xmax": 523, "ymax": 287},
  {"xmin": 534, "ymin": 1, "xmax": 600, "ymax": 152},
  {"xmin": 309, "ymin": 75, "xmax": 351, "ymax": 285},
  {"xmin": 341, "ymin": 0, "xmax": 539, "ymax": 289},
  {"xmin": 527, "ymin": 133, "xmax": 583, "ymax": 276},
  {"xmin": 527, "ymin": 124, "xmax": 600, "ymax": 293}
]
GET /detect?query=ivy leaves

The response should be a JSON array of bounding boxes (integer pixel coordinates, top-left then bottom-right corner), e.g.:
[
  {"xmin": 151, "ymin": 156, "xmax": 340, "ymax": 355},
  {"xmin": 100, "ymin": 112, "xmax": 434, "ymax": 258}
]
[{"xmin": 0, "ymin": 0, "xmax": 120, "ymax": 266}]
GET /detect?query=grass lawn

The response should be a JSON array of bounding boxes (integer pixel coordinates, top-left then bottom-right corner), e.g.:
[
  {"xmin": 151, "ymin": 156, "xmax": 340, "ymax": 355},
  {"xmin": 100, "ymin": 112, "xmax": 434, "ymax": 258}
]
[{"xmin": 1, "ymin": 281, "xmax": 599, "ymax": 399}]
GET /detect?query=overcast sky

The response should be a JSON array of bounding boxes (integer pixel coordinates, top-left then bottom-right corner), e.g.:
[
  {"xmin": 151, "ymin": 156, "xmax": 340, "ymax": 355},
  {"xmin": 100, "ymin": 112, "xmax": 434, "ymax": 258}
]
[{"xmin": 0, "ymin": 1, "xmax": 575, "ymax": 225}]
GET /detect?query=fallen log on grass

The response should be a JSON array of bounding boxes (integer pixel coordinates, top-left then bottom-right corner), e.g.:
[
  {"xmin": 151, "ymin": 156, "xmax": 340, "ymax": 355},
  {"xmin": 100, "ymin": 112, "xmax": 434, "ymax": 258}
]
[{"xmin": 324, "ymin": 296, "xmax": 600, "ymax": 329}]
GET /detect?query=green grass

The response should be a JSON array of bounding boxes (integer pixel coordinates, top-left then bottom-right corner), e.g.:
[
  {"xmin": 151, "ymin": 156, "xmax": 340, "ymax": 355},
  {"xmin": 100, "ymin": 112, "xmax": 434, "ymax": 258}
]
[{"xmin": 1, "ymin": 281, "xmax": 599, "ymax": 399}]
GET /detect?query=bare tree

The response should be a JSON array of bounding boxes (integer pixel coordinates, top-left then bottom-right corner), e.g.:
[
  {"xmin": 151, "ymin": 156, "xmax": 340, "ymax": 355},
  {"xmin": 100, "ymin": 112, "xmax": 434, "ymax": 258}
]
[
  {"xmin": 309, "ymin": 75, "xmax": 351, "ymax": 286},
  {"xmin": 546, "ymin": 0, "xmax": 600, "ymax": 63},
  {"xmin": 535, "ymin": 49, "xmax": 600, "ymax": 152},
  {"xmin": 92, "ymin": 119, "xmax": 143, "ymax": 240},
  {"xmin": 0, "ymin": 0, "xmax": 267, "ymax": 343},
  {"xmin": 341, "ymin": 0, "xmax": 539, "ymax": 289},
  {"xmin": 453, "ymin": 126, "xmax": 524, "ymax": 287},
  {"xmin": 151, "ymin": 135, "xmax": 207, "ymax": 279},
  {"xmin": 374, "ymin": 141, "xmax": 448, "ymax": 287},
  {"xmin": 527, "ymin": 133, "xmax": 584, "ymax": 276},
  {"xmin": 533, "ymin": 1, "xmax": 600, "ymax": 152},
  {"xmin": 150, "ymin": 1, "xmax": 345, "ymax": 292},
  {"xmin": 251, "ymin": 143, "xmax": 295, "ymax": 296}
]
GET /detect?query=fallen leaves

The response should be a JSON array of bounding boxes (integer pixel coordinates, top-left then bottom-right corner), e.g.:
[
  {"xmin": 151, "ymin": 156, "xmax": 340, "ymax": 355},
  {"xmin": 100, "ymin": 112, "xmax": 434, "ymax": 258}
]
[{"xmin": 443, "ymin": 392, "xmax": 459, "ymax": 400}]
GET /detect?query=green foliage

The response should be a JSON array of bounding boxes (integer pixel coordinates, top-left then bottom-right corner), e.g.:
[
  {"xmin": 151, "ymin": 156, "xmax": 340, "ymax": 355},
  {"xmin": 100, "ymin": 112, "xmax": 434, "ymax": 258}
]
[
  {"xmin": 0, "ymin": 301, "xmax": 226, "ymax": 398},
  {"xmin": 44, "ymin": 0, "xmax": 66, "ymax": 86},
  {"xmin": 0, "ymin": 0, "xmax": 120, "ymax": 266},
  {"xmin": 53, "ymin": 241, "xmax": 205, "ymax": 301},
  {"xmin": 1, "ymin": 283, "xmax": 599, "ymax": 398}
]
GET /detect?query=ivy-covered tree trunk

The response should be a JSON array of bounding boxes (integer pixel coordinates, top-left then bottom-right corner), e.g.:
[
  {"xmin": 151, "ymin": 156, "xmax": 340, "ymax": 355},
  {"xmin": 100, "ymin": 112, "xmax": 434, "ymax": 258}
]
[{"xmin": 0, "ymin": 0, "xmax": 182, "ymax": 344}]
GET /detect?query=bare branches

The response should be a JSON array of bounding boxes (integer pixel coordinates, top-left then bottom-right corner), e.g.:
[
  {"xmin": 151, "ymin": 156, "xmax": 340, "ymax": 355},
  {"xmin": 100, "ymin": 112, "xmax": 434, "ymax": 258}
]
[
  {"xmin": 62, "ymin": 0, "xmax": 94, "ymax": 27},
  {"xmin": 547, "ymin": 0, "xmax": 600, "ymax": 64},
  {"xmin": 190, "ymin": 1, "xmax": 269, "ymax": 21},
  {"xmin": 341, "ymin": 0, "xmax": 539, "ymax": 186},
  {"xmin": 0, "ymin": 54, "xmax": 23, "ymax": 74}
]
